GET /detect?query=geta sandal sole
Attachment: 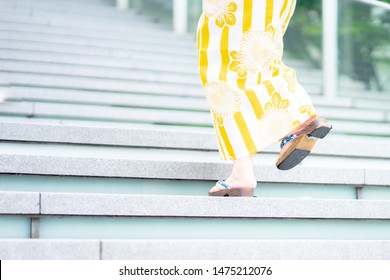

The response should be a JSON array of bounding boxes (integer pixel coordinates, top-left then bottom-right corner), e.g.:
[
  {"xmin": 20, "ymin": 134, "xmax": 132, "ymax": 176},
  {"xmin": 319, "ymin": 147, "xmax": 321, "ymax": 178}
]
[
  {"xmin": 276, "ymin": 118, "xmax": 332, "ymax": 170},
  {"xmin": 208, "ymin": 187, "xmax": 255, "ymax": 197}
]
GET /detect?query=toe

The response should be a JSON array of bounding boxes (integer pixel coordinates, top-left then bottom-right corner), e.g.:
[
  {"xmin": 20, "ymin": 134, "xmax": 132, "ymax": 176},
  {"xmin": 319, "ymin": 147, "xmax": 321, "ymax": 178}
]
[
  {"xmin": 209, "ymin": 185, "xmax": 221, "ymax": 193},
  {"xmin": 209, "ymin": 181, "xmax": 227, "ymax": 193}
]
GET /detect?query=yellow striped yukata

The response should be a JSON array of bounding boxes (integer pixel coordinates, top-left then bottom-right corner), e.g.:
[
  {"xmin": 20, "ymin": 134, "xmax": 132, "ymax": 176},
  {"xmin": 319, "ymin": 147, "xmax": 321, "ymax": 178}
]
[{"xmin": 197, "ymin": 0, "xmax": 318, "ymax": 161}]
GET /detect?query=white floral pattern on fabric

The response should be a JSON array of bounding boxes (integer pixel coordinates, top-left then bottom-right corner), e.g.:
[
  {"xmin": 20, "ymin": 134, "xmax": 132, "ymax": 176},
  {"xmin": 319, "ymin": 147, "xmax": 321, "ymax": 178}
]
[
  {"xmin": 257, "ymin": 108, "xmax": 294, "ymax": 143},
  {"xmin": 203, "ymin": 0, "xmax": 237, "ymax": 28},
  {"xmin": 256, "ymin": 90, "xmax": 296, "ymax": 142},
  {"xmin": 230, "ymin": 26, "xmax": 283, "ymax": 77},
  {"xmin": 282, "ymin": 67, "xmax": 297, "ymax": 93},
  {"xmin": 204, "ymin": 81, "xmax": 242, "ymax": 118}
]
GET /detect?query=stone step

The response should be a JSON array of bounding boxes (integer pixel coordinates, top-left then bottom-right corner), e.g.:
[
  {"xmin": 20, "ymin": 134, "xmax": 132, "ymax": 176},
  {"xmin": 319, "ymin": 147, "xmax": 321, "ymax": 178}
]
[
  {"xmin": 0, "ymin": 37, "xmax": 376, "ymax": 93},
  {"xmin": 0, "ymin": 70, "xmax": 318, "ymax": 100},
  {"xmin": 1, "ymin": 191, "xmax": 390, "ymax": 242},
  {"xmin": 3, "ymin": 86, "xmax": 355, "ymax": 109},
  {"xmin": 0, "ymin": 36, "xmax": 311, "ymax": 73},
  {"xmin": 0, "ymin": 48, "xmax": 199, "ymax": 75},
  {"xmin": 0, "ymin": 48, "xmax": 323, "ymax": 82},
  {"xmin": 0, "ymin": 72, "xmax": 201, "ymax": 97},
  {"xmin": 0, "ymin": 191, "xmax": 38, "ymax": 214},
  {"xmin": 0, "ymin": 19, "xmax": 194, "ymax": 46},
  {"xmin": 0, "ymin": 10, "xmax": 160, "ymax": 29},
  {"xmin": 0, "ymin": 0, "xmax": 118, "ymax": 10},
  {"xmin": 0, "ymin": 144, "xmax": 389, "ymax": 186},
  {"xmin": 2, "ymin": 135, "xmax": 390, "ymax": 168},
  {"xmin": 0, "ymin": 58, "xmax": 326, "ymax": 88},
  {"xmin": 353, "ymin": 97, "xmax": 390, "ymax": 110},
  {"xmin": 2, "ymin": 191, "xmax": 390, "ymax": 219},
  {"xmin": 0, "ymin": 59, "xmax": 200, "ymax": 86},
  {"xmin": 0, "ymin": 12, "xmax": 171, "ymax": 34},
  {"xmin": 0, "ymin": 240, "xmax": 100, "ymax": 260},
  {"xmin": 341, "ymin": 91, "xmax": 390, "ymax": 101},
  {"xmin": 0, "ymin": 33, "xmax": 308, "ymax": 70},
  {"xmin": 5, "ymin": 82, "xmax": 386, "ymax": 113},
  {"xmin": 0, "ymin": 29, "xmax": 194, "ymax": 55},
  {"xmin": 1, "ymin": 239, "xmax": 389, "ymax": 260},
  {"xmin": 0, "ymin": 3, "xmax": 143, "ymax": 20},
  {"xmin": 1, "ymin": 101, "xmax": 390, "ymax": 134},
  {"xmin": 3, "ymin": 86, "xmax": 389, "ymax": 123},
  {"xmin": 0, "ymin": 38, "xmax": 197, "ymax": 65},
  {"xmin": 0, "ymin": 51, "xmax": 368, "ymax": 95},
  {"xmin": 1, "ymin": 119, "xmax": 389, "ymax": 159},
  {"xmin": 0, "ymin": 0, "xmax": 160, "ymax": 24}
]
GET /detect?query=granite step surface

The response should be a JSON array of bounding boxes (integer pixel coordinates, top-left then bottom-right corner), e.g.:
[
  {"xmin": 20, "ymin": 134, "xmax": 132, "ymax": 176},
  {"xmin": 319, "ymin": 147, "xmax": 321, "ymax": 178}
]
[{"xmin": 0, "ymin": 239, "xmax": 389, "ymax": 260}]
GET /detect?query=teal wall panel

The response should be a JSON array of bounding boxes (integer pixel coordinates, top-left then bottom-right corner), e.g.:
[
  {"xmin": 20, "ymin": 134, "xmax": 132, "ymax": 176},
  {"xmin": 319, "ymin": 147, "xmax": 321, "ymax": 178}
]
[
  {"xmin": 363, "ymin": 186, "xmax": 390, "ymax": 200},
  {"xmin": 0, "ymin": 216, "xmax": 30, "ymax": 238},
  {"xmin": 257, "ymin": 183, "xmax": 356, "ymax": 199},
  {"xmin": 40, "ymin": 217, "xmax": 390, "ymax": 240},
  {"xmin": 0, "ymin": 174, "xmax": 358, "ymax": 199}
]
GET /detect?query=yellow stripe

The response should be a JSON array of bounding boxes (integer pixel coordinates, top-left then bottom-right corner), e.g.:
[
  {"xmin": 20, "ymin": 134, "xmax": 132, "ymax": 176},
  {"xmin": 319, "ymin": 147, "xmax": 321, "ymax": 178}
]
[
  {"xmin": 245, "ymin": 89, "xmax": 264, "ymax": 119},
  {"xmin": 219, "ymin": 26, "xmax": 230, "ymax": 81},
  {"xmin": 217, "ymin": 124, "xmax": 235, "ymax": 159},
  {"xmin": 242, "ymin": 0, "xmax": 252, "ymax": 32},
  {"xmin": 257, "ymin": 72, "xmax": 262, "ymax": 84},
  {"xmin": 264, "ymin": 80, "xmax": 275, "ymax": 96},
  {"xmin": 279, "ymin": 0, "xmax": 289, "ymax": 19},
  {"xmin": 237, "ymin": 77, "xmax": 246, "ymax": 90},
  {"xmin": 199, "ymin": 16, "xmax": 209, "ymax": 85},
  {"xmin": 265, "ymin": 0, "xmax": 274, "ymax": 29},
  {"xmin": 215, "ymin": 125, "xmax": 228, "ymax": 160},
  {"xmin": 284, "ymin": 0, "xmax": 296, "ymax": 27},
  {"xmin": 234, "ymin": 112, "xmax": 257, "ymax": 154}
]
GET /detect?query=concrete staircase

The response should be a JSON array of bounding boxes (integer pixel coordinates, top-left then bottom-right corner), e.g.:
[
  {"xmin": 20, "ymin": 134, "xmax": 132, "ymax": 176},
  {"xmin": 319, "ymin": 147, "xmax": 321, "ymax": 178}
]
[{"xmin": 0, "ymin": 0, "xmax": 390, "ymax": 260}]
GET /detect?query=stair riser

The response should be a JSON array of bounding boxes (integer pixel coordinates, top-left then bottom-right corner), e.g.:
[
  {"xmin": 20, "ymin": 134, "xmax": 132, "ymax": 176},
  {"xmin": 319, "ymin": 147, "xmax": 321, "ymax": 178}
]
[
  {"xmin": 0, "ymin": 174, "xmax": 370, "ymax": 198},
  {"xmin": 2, "ymin": 216, "xmax": 390, "ymax": 240}
]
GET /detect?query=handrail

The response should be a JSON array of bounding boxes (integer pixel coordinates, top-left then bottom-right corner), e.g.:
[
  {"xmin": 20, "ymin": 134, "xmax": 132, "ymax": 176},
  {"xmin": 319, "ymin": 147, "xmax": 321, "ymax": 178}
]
[{"xmin": 354, "ymin": 0, "xmax": 390, "ymax": 10}]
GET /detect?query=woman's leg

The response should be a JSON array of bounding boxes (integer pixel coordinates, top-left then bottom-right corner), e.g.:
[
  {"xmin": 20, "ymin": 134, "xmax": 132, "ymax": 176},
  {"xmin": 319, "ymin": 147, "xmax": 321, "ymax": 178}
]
[{"xmin": 197, "ymin": 0, "xmax": 327, "ymax": 195}]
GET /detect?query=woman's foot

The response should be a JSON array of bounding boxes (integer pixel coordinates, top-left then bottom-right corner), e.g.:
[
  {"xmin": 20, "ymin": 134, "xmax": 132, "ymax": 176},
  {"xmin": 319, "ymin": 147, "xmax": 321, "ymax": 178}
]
[
  {"xmin": 209, "ymin": 175, "xmax": 257, "ymax": 193},
  {"xmin": 208, "ymin": 154, "xmax": 257, "ymax": 196},
  {"xmin": 276, "ymin": 116, "xmax": 332, "ymax": 170}
]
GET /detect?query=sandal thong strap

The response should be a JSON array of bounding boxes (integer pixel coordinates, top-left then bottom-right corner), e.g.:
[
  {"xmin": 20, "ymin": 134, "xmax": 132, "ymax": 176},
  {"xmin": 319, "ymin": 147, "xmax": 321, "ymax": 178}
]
[
  {"xmin": 280, "ymin": 130, "xmax": 315, "ymax": 149},
  {"xmin": 280, "ymin": 131, "xmax": 301, "ymax": 149},
  {"xmin": 216, "ymin": 180, "xmax": 231, "ymax": 189}
]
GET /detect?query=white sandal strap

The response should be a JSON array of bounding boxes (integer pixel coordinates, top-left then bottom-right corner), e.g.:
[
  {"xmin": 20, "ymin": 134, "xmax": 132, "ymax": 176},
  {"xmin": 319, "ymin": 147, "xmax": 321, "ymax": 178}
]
[{"xmin": 216, "ymin": 180, "xmax": 230, "ymax": 189}]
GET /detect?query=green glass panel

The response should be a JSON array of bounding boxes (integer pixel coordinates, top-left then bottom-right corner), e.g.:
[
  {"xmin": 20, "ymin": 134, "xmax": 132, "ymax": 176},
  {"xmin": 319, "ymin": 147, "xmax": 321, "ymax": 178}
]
[
  {"xmin": 0, "ymin": 216, "xmax": 30, "ymax": 238},
  {"xmin": 338, "ymin": 0, "xmax": 390, "ymax": 96},
  {"xmin": 0, "ymin": 174, "xmax": 357, "ymax": 199},
  {"xmin": 363, "ymin": 186, "xmax": 390, "ymax": 200},
  {"xmin": 40, "ymin": 217, "xmax": 390, "ymax": 240}
]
